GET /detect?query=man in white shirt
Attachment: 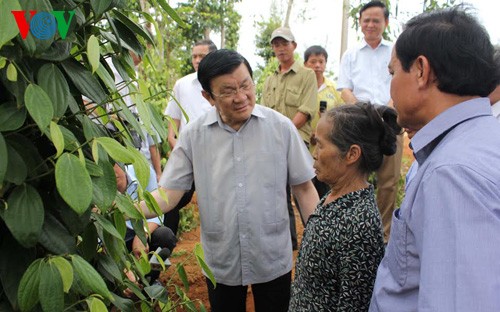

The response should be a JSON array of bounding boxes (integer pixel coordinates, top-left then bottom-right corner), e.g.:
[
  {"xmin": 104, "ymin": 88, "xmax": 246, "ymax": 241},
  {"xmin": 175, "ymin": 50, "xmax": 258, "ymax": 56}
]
[
  {"xmin": 164, "ymin": 39, "xmax": 217, "ymax": 149},
  {"xmin": 163, "ymin": 39, "xmax": 217, "ymax": 235},
  {"xmin": 337, "ymin": 0, "xmax": 403, "ymax": 243}
]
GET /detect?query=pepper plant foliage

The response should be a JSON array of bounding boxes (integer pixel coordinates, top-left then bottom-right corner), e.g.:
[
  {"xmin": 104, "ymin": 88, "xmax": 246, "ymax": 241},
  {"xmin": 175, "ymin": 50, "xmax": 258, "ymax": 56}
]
[{"xmin": 0, "ymin": 0, "xmax": 212, "ymax": 311}]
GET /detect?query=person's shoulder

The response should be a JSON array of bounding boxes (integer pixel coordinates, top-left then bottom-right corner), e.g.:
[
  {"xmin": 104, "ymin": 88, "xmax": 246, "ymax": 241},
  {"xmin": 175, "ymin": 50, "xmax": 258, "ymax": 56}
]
[
  {"xmin": 324, "ymin": 77, "xmax": 337, "ymax": 88},
  {"xmin": 175, "ymin": 72, "xmax": 198, "ymax": 85},
  {"xmin": 181, "ymin": 106, "xmax": 217, "ymax": 131}
]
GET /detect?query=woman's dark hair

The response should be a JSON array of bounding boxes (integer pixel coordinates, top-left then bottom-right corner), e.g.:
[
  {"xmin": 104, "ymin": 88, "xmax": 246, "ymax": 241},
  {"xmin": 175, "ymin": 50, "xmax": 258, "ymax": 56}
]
[
  {"xmin": 197, "ymin": 49, "xmax": 253, "ymax": 96},
  {"xmin": 324, "ymin": 102, "xmax": 401, "ymax": 174}
]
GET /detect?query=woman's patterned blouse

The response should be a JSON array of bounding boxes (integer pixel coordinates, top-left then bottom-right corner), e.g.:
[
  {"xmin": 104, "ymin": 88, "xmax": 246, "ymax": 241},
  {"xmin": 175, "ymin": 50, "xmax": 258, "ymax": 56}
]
[{"xmin": 289, "ymin": 185, "xmax": 385, "ymax": 311}]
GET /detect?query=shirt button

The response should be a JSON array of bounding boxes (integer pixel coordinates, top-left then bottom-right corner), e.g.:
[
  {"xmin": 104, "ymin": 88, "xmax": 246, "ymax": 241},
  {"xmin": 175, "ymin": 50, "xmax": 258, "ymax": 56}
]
[{"xmin": 238, "ymin": 183, "xmax": 243, "ymax": 187}]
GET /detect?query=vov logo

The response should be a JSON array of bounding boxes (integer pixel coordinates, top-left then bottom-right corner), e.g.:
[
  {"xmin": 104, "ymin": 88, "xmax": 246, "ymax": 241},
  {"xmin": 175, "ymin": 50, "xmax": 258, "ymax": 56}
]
[{"xmin": 11, "ymin": 10, "xmax": 75, "ymax": 40}]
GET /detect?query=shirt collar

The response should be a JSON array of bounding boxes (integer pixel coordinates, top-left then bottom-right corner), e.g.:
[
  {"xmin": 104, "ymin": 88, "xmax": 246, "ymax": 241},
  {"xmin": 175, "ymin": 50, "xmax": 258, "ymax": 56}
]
[
  {"xmin": 275, "ymin": 60, "xmax": 301, "ymax": 75},
  {"xmin": 410, "ymin": 97, "xmax": 492, "ymax": 164},
  {"xmin": 359, "ymin": 38, "xmax": 391, "ymax": 50},
  {"xmin": 202, "ymin": 104, "xmax": 266, "ymax": 128}
]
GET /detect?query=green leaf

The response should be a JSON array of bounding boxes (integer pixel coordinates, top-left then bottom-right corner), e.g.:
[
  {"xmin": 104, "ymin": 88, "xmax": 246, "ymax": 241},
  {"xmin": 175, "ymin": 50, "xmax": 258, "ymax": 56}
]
[
  {"xmin": 6, "ymin": 133, "xmax": 47, "ymax": 179},
  {"xmin": 24, "ymin": 84, "xmax": 54, "ymax": 130},
  {"xmin": 4, "ymin": 184, "xmax": 44, "ymax": 247},
  {"xmin": 39, "ymin": 261, "xmax": 64, "ymax": 312},
  {"xmin": 78, "ymin": 223, "xmax": 98, "ymax": 261},
  {"xmin": 4, "ymin": 144, "xmax": 27, "ymax": 185},
  {"xmin": 82, "ymin": 115, "xmax": 107, "ymax": 141},
  {"xmin": 112, "ymin": 9, "xmax": 155, "ymax": 46},
  {"xmin": 37, "ymin": 64, "xmax": 71, "ymax": 117},
  {"xmin": 108, "ymin": 19, "xmax": 144, "ymax": 55},
  {"xmin": 90, "ymin": 0, "xmax": 112, "ymax": 17},
  {"xmin": 114, "ymin": 193, "xmax": 145, "ymax": 220},
  {"xmin": 39, "ymin": 213, "xmax": 77, "ymax": 254},
  {"xmin": 50, "ymin": 122, "xmax": 65, "ymax": 158},
  {"xmin": 114, "ymin": 210, "xmax": 128, "ymax": 238},
  {"xmin": 50, "ymin": 257, "xmax": 73, "ymax": 293},
  {"xmin": 96, "ymin": 62, "xmax": 117, "ymax": 92},
  {"xmin": 87, "ymin": 35, "xmax": 100, "ymax": 73},
  {"xmin": 61, "ymin": 58, "xmax": 107, "ymax": 104},
  {"xmin": 0, "ymin": 57, "xmax": 5, "ymax": 69},
  {"xmin": 0, "ymin": 133, "xmax": 6, "ymax": 184},
  {"xmin": 0, "ymin": 101, "xmax": 27, "ymax": 131},
  {"xmin": 95, "ymin": 137, "xmax": 135, "ymax": 163},
  {"xmin": 59, "ymin": 125, "xmax": 80, "ymax": 151},
  {"xmin": 71, "ymin": 254, "xmax": 113, "ymax": 300},
  {"xmin": 96, "ymin": 253, "xmax": 122, "ymax": 281},
  {"xmin": 110, "ymin": 293, "xmax": 134, "ymax": 312},
  {"xmin": 55, "ymin": 153, "xmax": 93, "ymax": 215},
  {"xmin": 0, "ymin": 0, "xmax": 22, "ymax": 49},
  {"xmin": 194, "ymin": 243, "xmax": 215, "ymax": 288},
  {"xmin": 86, "ymin": 159, "xmax": 104, "ymax": 177},
  {"xmin": 143, "ymin": 284, "xmax": 168, "ymax": 302},
  {"xmin": 92, "ymin": 213, "xmax": 124, "ymax": 242},
  {"xmin": 17, "ymin": 258, "xmax": 42, "ymax": 312},
  {"xmin": 6, "ymin": 63, "xmax": 17, "ymax": 82},
  {"xmin": 154, "ymin": 0, "xmax": 186, "ymax": 28},
  {"xmin": 91, "ymin": 160, "xmax": 117, "ymax": 212},
  {"xmin": 176, "ymin": 263, "xmax": 189, "ymax": 291},
  {"xmin": 0, "ymin": 233, "xmax": 36, "ymax": 309},
  {"xmin": 128, "ymin": 146, "xmax": 150, "ymax": 191},
  {"xmin": 87, "ymin": 297, "xmax": 107, "ymax": 312},
  {"xmin": 143, "ymin": 191, "xmax": 162, "ymax": 219}
]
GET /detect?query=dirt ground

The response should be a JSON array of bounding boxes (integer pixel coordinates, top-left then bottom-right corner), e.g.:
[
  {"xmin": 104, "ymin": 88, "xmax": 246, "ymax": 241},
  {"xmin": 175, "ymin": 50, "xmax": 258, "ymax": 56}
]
[{"xmin": 161, "ymin": 134, "xmax": 413, "ymax": 311}]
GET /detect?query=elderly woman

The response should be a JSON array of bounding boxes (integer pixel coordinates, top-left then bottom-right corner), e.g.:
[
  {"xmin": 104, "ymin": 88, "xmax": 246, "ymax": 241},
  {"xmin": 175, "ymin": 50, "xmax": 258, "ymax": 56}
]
[{"xmin": 289, "ymin": 102, "xmax": 401, "ymax": 311}]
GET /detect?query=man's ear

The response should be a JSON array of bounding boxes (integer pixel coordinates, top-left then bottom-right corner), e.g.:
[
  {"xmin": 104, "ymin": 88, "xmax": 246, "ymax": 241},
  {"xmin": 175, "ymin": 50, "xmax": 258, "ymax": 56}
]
[
  {"xmin": 415, "ymin": 55, "xmax": 433, "ymax": 88},
  {"xmin": 201, "ymin": 90, "xmax": 215, "ymax": 106},
  {"xmin": 346, "ymin": 144, "xmax": 362, "ymax": 165}
]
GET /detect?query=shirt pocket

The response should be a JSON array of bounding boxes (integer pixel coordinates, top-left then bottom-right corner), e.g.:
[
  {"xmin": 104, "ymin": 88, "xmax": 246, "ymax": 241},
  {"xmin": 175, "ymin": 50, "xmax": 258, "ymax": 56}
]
[
  {"xmin": 261, "ymin": 218, "xmax": 288, "ymax": 261},
  {"xmin": 386, "ymin": 208, "xmax": 408, "ymax": 286},
  {"xmin": 284, "ymin": 87, "xmax": 300, "ymax": 107}
]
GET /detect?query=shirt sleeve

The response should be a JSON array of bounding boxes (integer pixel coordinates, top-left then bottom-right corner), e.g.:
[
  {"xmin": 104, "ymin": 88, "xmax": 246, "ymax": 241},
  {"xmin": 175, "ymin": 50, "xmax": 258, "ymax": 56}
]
[
  {"xmin": 414, "ymin": 165, "xmax": 500, "ymax": 311},
  {"xmin": 297, "ymin": 69, "xmax": 319, "ymax": 119},
  {"xmin": 158, "ymin": 130, "xmax": 194, "ymax": 191},
  {"xmin": 285, "ymin": 119, "xmax": 315, "ymax": 185},
  {"xmin": 337, "ymin": 50, "xmax": 353, "ymax": 91}
]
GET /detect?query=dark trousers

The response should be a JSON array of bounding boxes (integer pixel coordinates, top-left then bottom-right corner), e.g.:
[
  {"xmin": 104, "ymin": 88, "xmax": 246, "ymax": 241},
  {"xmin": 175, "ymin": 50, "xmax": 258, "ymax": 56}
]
[
  {"xmin": 163, "ymin": 182, "xmax": 195, "ymax": 235},
  {"xmin": 206, "ymin": 271, "xmax": 291, "ymax": 312}
]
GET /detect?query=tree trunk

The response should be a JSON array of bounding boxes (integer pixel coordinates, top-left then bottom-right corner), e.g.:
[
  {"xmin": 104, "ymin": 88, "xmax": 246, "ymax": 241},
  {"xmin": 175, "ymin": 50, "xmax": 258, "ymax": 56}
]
[
  {"xmin": 204, "ymin": 28, "xmax": 211, "ymax": 40},
  {"xmin": 284, "ymin": 0, "xmax": 293, "ymax": 27}
]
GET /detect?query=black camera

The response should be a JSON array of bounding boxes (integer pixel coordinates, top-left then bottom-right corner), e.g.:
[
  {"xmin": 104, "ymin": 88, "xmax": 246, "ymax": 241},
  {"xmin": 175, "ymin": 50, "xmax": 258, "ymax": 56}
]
[{"xmin": 319, "ymin": 101, "xmax": 327, "ymax": 113}]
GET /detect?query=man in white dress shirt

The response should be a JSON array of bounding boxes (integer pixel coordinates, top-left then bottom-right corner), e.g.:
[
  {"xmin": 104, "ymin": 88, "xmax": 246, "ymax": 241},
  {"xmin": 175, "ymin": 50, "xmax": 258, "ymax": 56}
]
[{"xmin": 337, "ymin": 0, "xmax": 403, "ymax": 243}]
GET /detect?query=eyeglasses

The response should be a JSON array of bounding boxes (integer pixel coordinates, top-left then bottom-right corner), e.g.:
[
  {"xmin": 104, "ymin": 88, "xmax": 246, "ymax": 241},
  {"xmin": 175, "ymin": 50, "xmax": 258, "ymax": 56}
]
[{"xmin": 212, "ymin": 82, "xmax": 254, "ymax": 99}]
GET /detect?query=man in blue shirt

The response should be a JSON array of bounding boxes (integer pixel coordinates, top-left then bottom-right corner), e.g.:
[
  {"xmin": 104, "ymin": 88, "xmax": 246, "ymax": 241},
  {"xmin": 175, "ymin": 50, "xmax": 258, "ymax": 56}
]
[{"xmin": 370, "ymin": 7, "xmax": 500, "ymax": 311}]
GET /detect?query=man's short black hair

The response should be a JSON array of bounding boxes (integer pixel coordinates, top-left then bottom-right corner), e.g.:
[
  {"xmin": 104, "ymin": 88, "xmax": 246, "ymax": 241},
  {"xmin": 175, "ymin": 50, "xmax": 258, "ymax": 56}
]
[
  {"xmin": 395, "ymin": 6, "xmax": 500, "ymax": 97},
  {"xmin": 360, "ymin": 1, "xmax": 389, "ymax": 20},
  {"xmin": 197, "ymin": 49, "xmax": 253, "ymax": 96},
  {"xmin": 194, "ymin": 39, "xmax": 218, "ymax": 53},
  {"xmin": 304, "ymin": 45, "xmax": 328, "ymax": 63}
]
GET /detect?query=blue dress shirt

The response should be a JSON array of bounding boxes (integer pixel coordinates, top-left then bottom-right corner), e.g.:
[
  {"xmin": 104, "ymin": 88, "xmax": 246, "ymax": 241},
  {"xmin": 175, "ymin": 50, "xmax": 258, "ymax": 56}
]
[{"xmin": 370, "ymin": 98, "xmax": 500, "ymax": 311}]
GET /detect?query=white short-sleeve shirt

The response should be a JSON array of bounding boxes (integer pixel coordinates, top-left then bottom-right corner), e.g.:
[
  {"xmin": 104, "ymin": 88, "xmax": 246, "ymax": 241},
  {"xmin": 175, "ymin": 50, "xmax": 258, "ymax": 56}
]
[
  {"xmin": 164, "ymin": 72, "xmax": 212, "ymax": 131},
  {"xmin": 337, "ymin": 39, "xmax": 393, "ymax": 106}
]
